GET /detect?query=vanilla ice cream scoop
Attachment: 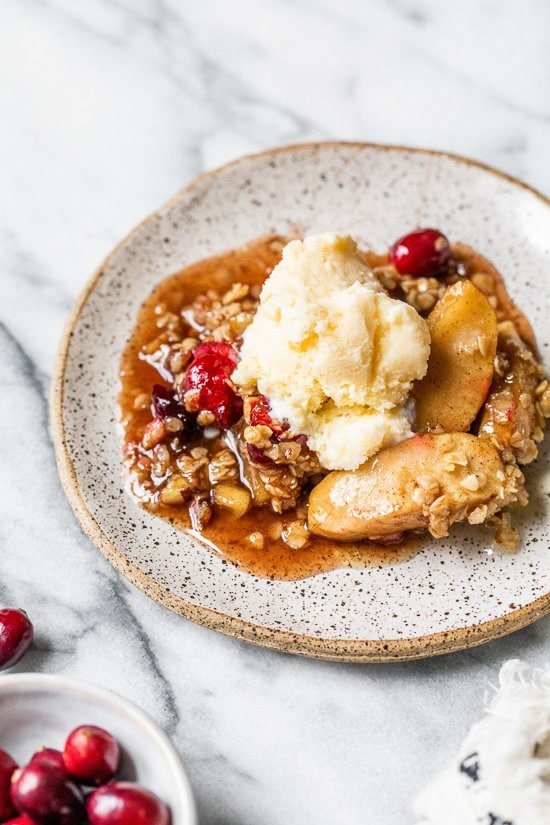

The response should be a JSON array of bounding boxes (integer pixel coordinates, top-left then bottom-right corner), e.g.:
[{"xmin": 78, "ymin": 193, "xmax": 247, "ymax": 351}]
[{"xmin": 232, "ymin": 234, "xmax": 430, "ymax": 470}]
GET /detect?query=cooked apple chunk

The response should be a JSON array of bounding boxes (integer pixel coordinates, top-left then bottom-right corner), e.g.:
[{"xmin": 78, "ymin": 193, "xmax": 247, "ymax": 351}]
[
  {"xmin": 451, "ymin": 242, "xmax": 538, "ymax": 352},
  {"xmin": 414, "ymin": 281, "xmax": 497, "ymax": 432},
  {"xmin": 479, "ymin": 321, "xmax": 544, "ymax": 464},
  {"xmin": 308, "ymin": 433, "xmax": 517, "ymax": 542}
]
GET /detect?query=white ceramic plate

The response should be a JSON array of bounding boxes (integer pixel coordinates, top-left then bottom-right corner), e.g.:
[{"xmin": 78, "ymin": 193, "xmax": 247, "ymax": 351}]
[
  {"xmin": 0, "ymin": 673, "xmax": 197, "ymax": 824},
  {"xmin": 52, "ymin": 143, "xmax": 550, "ymax": 661}
]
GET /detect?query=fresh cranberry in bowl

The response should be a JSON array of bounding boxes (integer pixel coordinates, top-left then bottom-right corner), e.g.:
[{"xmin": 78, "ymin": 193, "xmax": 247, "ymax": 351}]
[
  {"xmin": 0, "ymin": 748, "xmax": 18, "ymax": 820},
  {"xmin": 0, "ymin": 609, "xmax": 34, "ymax": 671},
  {"xmin": 63, "ymin": 725, "xmax": 120, "ymax": 786},
  {"xmin": 0, "ymin": 675, "xmax": 195, "ymax": 825},
  {"xmin": 30, "ymin": 748, "xmax": 65, "ymax": 772},
  {"xmin": 87, "ymin": 782, "xmax": 170, "ymax": 825},
  {"xmin": 184, "ymin": 342, "xmax": 243, "ymax": 429},
  {"xmin": 3, "ymin": 815, "xmax": 37, "ymax": 824},
  {"xmin": 10, "ymin": 763, "xmax": 86, "ymax": 824},
  {"xmin": 389, "ymin": 228, "xmax": 450, "ymax": 277}
]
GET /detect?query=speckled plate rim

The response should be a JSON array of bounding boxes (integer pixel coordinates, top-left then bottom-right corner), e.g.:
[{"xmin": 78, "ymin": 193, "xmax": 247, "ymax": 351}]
[{"xmin": 51, "ymin": 141, "xmax": 550, "ymax": 663}]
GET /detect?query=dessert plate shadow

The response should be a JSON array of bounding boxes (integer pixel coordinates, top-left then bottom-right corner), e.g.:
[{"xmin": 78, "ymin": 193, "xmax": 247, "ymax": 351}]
[{"xmin": 51, "ymin": 142, "xmax": 550, "ymax": 662}]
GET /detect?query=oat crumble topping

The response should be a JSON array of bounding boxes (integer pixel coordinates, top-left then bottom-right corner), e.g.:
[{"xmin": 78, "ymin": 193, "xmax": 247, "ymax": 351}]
[{"xmin": 121, "ymin": 234, "xmax": 549, "ymax": 563}]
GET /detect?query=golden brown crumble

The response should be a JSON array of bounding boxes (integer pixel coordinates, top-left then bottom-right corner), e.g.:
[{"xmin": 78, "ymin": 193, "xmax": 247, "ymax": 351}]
[{"xmin": 122, "ymin": 242, "xmax": 549, "ymax": 557}]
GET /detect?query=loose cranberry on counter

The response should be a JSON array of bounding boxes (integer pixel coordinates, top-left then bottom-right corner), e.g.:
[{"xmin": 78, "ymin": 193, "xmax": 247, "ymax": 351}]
[
  {"xmin": 184, "ymin": 343, "xmax": 243, "ymax": 429},
  {"xmin": 87, "ymin": 782, "xmax": 170, "ymax": 825},
  {"xmin": 63, "ymin": 725, "xmax": 120, "ymax": 786},
  {"xmin": 0, "ymin": 748, "xmax": 18, "ymax": 821},
  {"xmin": 390, "ymin": 228, "xmax": 450, "ymax": 277},
  {"xmin": 0, "ymin": 609, "xmax": 34, "ymax": 671},
  {"xmin": 10, "ymin": 763, "xmax": 86, "ymax": 825},
  {"xmin": 29, "ymin": 749, "xmax": 65, "ymax": 772}
]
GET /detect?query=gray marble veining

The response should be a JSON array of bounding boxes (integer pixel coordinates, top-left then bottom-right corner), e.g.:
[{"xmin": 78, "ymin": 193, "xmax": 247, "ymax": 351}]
[{"xmin": 1, "ymin": 1, "xmax": 549, "ymax": 823}]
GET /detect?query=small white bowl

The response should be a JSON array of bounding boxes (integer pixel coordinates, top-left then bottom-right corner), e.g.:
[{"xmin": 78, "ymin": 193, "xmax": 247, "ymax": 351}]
[{"xmin": 0, "ymin": 673, "xmax": 197, "ymax": 825}]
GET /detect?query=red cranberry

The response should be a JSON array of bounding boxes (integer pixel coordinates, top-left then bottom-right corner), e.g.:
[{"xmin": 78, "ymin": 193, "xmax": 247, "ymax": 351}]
[
  {"xmin": 0, "ymin": 748, "xmax": 18, "ymax": 820},
  {"xmin": 63, "ymin": 725, "xmax": 120, "ymax": 786},
  {"xmin": 0, "ymin": 609, "xmax": 34, "ymax": 671},
  {"xmin": 30, "ymin": 749, "xmax": 65, "ymax": 772},
  {"xmin": 389, "ymin": 228, "xmax": 450, "ymax": 277},
  {"xmin": 184, "ymin": 344, "xmax": 243, "ymax": 429},
  {"xmin": 247, "ymin": 443, "xmax": 276, "ymax": 467},
  {"xmin": 204, "ymin": 382, "xmax": 243, "ymax": 429},
  {"xmin": 187, "ymin": 355, "xmax": 233, "ymax": 393},
  {"xmin": 3, "ymin": 816, "xmax": 37, "ymax": 824},
  {"xmin": 151, "ymin": 384, "xmax": 181, "ymax": 418},
  {"xmin": 191, "ymin": 341, "xmax": 238, "ymax": 364},
  {"xmin": 10, "ymin": 763, "xmax": 86, "ymax": 824},
  {"xmin": 87, "ymin": 782, "xmax": 170, "ymax": 825},
  {"xmin": 150, "ymin": 385, "xmax": 195, "ymax": 434},
  {"xmin": 248, "ymin": 396, "xmax": 285, "ymax": 435}
]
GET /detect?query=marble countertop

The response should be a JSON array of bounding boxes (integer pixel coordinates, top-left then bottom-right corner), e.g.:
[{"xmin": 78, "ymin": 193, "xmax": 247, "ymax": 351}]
[{"xmin": 1, "ymin": 1, "xmax": 549, "ymax": 823}]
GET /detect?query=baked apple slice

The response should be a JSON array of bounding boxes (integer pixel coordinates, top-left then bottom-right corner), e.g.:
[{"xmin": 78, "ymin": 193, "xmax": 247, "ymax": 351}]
[
  {"xmin": 451, "ymin": 242, "xmax": 538, "ymax": 352},
  {"xmin": 414, "ymin": 281, "xmax": 497, "ymax": 432},
  {"xmin": 308, "ymin": 433, "xmax": 517, "ymax": 541},
  {"xmin": 478, "ymin": 321, "xmax": 544, "ymax": 464}
]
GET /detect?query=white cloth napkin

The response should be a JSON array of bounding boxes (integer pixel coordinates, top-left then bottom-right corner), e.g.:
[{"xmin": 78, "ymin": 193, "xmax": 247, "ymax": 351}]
[{"xmin": 414, "ymin": 660, "xmax": 550, "ymax": 825}]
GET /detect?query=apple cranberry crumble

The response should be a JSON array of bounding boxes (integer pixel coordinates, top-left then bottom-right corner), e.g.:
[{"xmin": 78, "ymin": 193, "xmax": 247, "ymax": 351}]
[{"xmin": 119, "ymin": 229, "xmax": 550, "ymax": 579}]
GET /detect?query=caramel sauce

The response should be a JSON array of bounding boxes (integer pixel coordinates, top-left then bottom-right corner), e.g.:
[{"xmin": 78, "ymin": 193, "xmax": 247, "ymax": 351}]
[
  {"xmin": 155, "ymin": 504, "xmax": 417, "ymax": 580},
  {"xmin": 119, "ymin": 237, "xmax": 417, "ymax": 580}
]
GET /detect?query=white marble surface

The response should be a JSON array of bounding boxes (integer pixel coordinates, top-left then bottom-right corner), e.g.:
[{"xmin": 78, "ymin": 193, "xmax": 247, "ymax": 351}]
[{"xmin": 1, "ymin": 1, "xmax": 549, "ymax": 823}]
